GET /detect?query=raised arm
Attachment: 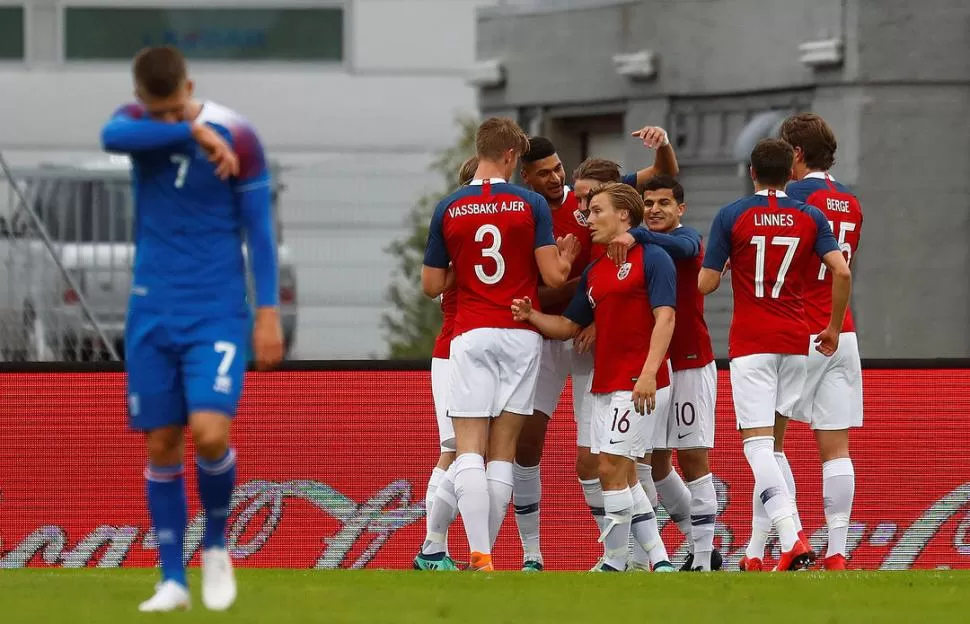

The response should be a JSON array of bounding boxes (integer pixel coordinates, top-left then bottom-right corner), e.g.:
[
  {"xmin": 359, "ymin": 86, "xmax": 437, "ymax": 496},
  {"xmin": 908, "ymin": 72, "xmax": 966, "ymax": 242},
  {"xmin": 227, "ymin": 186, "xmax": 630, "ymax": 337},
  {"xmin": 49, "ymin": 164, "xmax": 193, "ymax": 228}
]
[
  {"xmin": 628, "ymin": 125, "xmax": 680, "ymax": 185},
  {"xmin": 100, "ymin": 104, "xmax": 193, "ymax": 153},
  {"xmin": 533, "ymin": 195, "xmax": 578, "ymax": 289}
]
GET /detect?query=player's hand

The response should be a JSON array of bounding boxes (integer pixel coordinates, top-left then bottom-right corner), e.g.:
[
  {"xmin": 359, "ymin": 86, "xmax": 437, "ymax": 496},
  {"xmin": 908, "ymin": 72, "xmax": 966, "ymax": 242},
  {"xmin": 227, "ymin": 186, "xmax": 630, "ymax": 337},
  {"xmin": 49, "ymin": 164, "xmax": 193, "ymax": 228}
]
[
  {"xmin": 511, "ymin": 297, "xmax": 534, "ymax": 323},
  {"xmin": 192, "ymin": 123, "xmax": 240, "ymax": 180},
  {"xmin": 574, "ymin": 323, "xmax": 596, "ymax": 354},
  {"xmin": 607, "ymin": 232, "xmax": 636, "ymax": 266},
  {"xmin": 252, "ymin": 308, "xmax": 284, "ymax": 371},
  {"xmin": 631, "ymin": 125, "xmax": 670, "ymax": 149},
  {"xmin": 557, "ymin": 233, "xmax": 582, "ymax": 263},
  {"xmin": 814, "ymin": 326, "xmax": 841, "ymax": 357},
  {"xmin": 632, "ymin": 374, "xmax": 658, "ymax": 415}
]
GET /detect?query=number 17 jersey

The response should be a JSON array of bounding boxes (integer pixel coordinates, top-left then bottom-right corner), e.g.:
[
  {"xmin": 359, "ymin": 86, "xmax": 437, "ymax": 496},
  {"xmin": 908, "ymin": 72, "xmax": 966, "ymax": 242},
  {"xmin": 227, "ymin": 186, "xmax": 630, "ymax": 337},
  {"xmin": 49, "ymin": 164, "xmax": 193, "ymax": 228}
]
[{"xmin": 424, "ymin": 178, "xmax": 556, "ymax": 337}]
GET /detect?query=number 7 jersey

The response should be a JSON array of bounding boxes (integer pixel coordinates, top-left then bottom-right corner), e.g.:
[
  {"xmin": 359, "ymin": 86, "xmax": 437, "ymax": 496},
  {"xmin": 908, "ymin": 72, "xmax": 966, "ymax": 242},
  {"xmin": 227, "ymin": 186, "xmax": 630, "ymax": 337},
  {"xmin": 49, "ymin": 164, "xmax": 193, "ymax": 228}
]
[
  {"xmin": 703, "ymin": 189, "xmax": 839, "ymax": 358},
  {"xmin": 424, "ymin": 178, "xmax": 556, "ymax": 336}
]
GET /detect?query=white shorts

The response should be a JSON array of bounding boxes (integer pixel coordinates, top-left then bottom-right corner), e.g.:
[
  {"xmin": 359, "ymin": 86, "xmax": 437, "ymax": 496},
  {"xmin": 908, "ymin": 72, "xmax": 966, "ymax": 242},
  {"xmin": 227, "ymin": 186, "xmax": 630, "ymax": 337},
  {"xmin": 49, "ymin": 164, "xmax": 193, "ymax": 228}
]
[
  {"xmin": 447, "ymin": 328, "xmax": 543, "ymax": 418},
  {"xmin": 730, "ymin": 353, "xmax": 807, "ymax": 430},
  {"xmin": 792, "ymin": 332, "xmax": 863, "ymax": 430},
  {"xmin": 574, "ymin": 366, "xmax": 594, "ymax": 449},
  {"xmin": 653, "ymin": 361, "xmax": 717, "ymax": 450},
  {"xmin": 431, "ymin": 357, "xmax": 456, "ymax": 451},
  {"xmin": 533, "ymin": 339, "xmax": 594, "ymax": 444},
  {"xmin": 590, "ymin": 387, "xmax": 672, "ymax": 459}
]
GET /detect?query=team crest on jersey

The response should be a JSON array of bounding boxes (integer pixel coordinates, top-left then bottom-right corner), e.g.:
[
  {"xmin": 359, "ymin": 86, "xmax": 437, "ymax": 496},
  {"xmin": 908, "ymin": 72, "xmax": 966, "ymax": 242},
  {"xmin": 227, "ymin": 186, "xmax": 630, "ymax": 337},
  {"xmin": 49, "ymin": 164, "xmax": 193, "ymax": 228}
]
[
  {"xmin": 617, "ymin": 263, "xmax": 632, "ymax": 280},
  {"xmin": 573, "ymin": 209, "xmax": 588, "ymax": 226}
]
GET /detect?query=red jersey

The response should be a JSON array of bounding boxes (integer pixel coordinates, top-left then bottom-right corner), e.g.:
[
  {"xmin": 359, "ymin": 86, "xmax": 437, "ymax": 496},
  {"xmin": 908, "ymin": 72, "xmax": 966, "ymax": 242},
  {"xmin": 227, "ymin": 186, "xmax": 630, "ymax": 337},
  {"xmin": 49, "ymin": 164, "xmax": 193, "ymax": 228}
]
[
  {"xmin": 431, "ymin": 287, "xmax": 457, "ymax": 359},
  {"xmin": 424, "ymin": 179, "xmax": 555, "ymax": 336},
  {"xmin": 786, "ymin": 172, "xmax": 863, "ymax": 334},
  {"xmin": 628, "ymin": 225, "xmax": 715, "ymax": 370},
  {"xmin": 703, "ymin": 190, "xmax": 839, "ymax": 359},
  {"xmin": 545, "ymin": 188, "xmax": 595, "ymax": 314},
  {"xmin": 562, "ymin": 245, "xmax": 677, "ymax": 393}
]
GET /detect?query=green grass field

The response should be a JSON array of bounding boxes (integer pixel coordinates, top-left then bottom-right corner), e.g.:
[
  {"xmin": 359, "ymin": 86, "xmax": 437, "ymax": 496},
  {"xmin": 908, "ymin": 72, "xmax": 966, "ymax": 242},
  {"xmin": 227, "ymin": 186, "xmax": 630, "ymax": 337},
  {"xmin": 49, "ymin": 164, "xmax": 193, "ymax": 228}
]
[{"xmin": 4, "ymin": 569, "xmax": 968, "ymax": 623}]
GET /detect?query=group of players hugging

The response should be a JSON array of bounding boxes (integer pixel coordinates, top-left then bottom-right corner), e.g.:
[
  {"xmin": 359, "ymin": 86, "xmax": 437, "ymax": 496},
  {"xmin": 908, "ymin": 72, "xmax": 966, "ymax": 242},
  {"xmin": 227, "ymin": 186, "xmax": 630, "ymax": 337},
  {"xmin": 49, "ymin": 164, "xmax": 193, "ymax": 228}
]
[{"xmin": 417, "ymin": 112, "xmax": 861, "ymax": 575}]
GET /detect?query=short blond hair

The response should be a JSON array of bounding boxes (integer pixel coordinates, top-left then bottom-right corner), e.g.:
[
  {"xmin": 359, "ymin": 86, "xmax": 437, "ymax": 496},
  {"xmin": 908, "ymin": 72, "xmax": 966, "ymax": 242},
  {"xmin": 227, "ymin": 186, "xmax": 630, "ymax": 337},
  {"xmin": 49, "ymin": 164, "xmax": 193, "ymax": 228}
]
[
  {"xmin": 475, "ymin": 117, "xmax": 530, "ymax": 161},
  {"xmin": 588, "ymin": 182, "xmax": 644, "ymax": 228}
]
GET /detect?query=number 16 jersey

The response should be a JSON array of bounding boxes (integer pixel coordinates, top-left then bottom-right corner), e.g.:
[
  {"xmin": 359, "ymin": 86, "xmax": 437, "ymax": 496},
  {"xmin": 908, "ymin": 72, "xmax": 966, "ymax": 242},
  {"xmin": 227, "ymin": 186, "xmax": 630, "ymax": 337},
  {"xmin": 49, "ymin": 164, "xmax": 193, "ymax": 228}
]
[{"xmin": 424, "ymin": 178, "xmax": 556, "ymax": 337}]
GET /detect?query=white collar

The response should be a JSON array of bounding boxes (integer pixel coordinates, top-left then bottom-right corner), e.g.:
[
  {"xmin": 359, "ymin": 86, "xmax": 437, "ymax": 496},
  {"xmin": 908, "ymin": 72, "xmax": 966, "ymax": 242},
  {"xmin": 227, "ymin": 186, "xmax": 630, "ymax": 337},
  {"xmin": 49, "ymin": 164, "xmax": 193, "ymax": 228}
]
[
  {"xmin": 803, "ymin": 171, "xmax": 836, "ymax": 182},
  {"xmin": 468, "ymin": 178, "xmax": 506, "ymax": 185},
  {"xmin": 755, "ymin": 189, "xmax": 788, "ymax": 197}
]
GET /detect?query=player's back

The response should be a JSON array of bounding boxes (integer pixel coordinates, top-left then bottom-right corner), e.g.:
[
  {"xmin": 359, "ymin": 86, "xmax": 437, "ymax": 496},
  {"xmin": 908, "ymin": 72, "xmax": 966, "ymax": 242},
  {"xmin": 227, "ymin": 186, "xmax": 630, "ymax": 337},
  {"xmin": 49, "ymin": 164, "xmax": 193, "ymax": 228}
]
[
  {"xmin": 670, "ymin": 228, "xmax": 714, "ymax": 370},
  {"xmin": 716, "ymin": 190, "xmax": 828, "ymax": 358},
  {"xmin": 435, "ymin": 179, "xmax": 547, "ymax": 335},
  {"xmin": 124, "ymin": 101, "xmax": 266, "ymax": 318},
  {"xmin": 786, "ymin": 173, "xmax": 863, "ymax": 333}
]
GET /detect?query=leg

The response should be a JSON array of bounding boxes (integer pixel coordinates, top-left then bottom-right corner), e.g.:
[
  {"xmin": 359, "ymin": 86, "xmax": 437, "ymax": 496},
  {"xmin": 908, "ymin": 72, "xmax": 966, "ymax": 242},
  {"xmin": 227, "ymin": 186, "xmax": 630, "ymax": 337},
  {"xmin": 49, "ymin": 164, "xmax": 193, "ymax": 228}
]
[
  {"xmin": 628, "ymin": 460, "xmax": 673, "ymax": 571},
  {"xmin": 513, "ymin": 412, "xmax": 549, "ymax": 567},
  {"xmin": 598, "ymin": 453, "xmax": 635, "ymax": 571},
  {"xmin": 679, "ymin": 448, "xmax": 717, "ymax": 571},
  {"xmin": 451, "ymin": 416, "xmax": 492, "ymax": 564},
  {"xmin": 653, "ymin": 449, "xmax": 692, "ymax": 544},
  {"xmin": 817, "ymin": 429, "xmax": 854, "ymax": 563},
  {"xmin": 488, "ymin": 410, "xmax": 528, "ymax": 551},
  {"xmin": 773, "ymin": 414, "xmax": 803, "ymax": 534}
]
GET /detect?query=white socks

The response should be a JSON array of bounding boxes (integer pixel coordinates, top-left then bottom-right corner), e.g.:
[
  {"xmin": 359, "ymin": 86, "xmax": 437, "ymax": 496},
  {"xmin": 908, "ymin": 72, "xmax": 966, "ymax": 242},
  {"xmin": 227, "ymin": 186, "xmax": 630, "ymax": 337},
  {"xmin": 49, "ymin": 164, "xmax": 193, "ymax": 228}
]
[
  {"xmin": 636, "ymin": 463, "xmax": 660, "ymax": 508},
  {"xmin": 421, "ymin": 466, "xmax": 456, "ymax": 555},
  {"xmin": 655, "ymin": 470, "xmax": 693, "ymax": 542},
  {"xmin": 601, "ymin": 488, "xmax": 634, "ymax": 570},
  {"xmin": 823, "ymin": 458, "xmax": 855, "ymax": 558},
  {"xmin": 687, "ymin": 474, "xmax": 717, "ymax": 570},
  {"xmin": 747, "ymin": 486, "xmax": 774, "ymax": 560},
  {"xmin": 630, "ymin": 481, "xmax": 669, "ymax": 566},
  {"xmin": 512, "ymin": 462, "xmax": 542, "ymax": 558},
  {"xmin": 743, "ymin": 437, "xmax": 798, "ymax": 551},
  {"xmin": 486, "ymin": 461, "xmax": 514, "ymax": 549},
  {"xmin": 774, "ymin": 452, "xmax": 803, "ymax": 533},
  {"xmin": 453, "ymin": 453, "xmax": 490, "ymax": 554}
]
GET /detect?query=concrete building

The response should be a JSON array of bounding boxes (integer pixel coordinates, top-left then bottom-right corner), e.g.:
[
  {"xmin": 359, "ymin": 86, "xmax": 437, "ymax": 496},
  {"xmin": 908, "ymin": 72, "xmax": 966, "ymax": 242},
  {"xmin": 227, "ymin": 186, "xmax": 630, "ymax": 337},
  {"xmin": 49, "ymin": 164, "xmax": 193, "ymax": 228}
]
[
  {"xmin": 475, "ymin": 0, "xmax": 970, "ymax": 358},
  {"xmin": 1, "ymin": 0, "xmax": 495, "ymax": 359}
]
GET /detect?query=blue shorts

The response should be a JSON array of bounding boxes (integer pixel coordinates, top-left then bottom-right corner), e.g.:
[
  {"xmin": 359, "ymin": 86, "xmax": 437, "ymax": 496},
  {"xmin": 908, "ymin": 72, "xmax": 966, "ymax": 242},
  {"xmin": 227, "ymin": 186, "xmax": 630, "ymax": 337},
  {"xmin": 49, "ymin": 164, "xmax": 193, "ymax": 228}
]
[{"xmin": 126, "ymin": 311, "xmax": 250, "ymax": 432}]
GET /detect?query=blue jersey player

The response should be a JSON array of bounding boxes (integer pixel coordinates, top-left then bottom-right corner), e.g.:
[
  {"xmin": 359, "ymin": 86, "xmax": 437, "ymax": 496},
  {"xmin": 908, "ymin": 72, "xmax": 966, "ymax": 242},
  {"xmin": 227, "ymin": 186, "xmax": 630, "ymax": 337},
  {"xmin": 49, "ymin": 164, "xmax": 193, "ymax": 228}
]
[{"xmin": 100, "ymin": 46, "xmax": 283, "ymax": 612}]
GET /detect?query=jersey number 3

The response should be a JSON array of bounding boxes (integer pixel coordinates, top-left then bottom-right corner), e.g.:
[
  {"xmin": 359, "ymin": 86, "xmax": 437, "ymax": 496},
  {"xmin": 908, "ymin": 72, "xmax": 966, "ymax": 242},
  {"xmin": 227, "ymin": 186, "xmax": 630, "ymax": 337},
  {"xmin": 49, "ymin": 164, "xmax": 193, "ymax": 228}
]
[
  {"xmin": 751, "ymin": 235, "xmax": 799, "ymax": 299},
  {"xmin": 474, "ymin": 224, "xmax": 506, "ymax": 285}
]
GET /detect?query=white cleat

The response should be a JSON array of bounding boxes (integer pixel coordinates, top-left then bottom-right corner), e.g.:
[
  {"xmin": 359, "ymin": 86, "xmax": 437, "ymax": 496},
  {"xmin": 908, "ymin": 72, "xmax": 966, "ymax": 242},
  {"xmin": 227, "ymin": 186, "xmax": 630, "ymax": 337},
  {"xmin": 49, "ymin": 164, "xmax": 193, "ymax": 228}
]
[
  {"xmin": 202, "ymin": 547, "xmax": 237, "ymax": 611},
  {"xmin": 138, "ymin": 580, "xmax": 191, "ymax": 612}
]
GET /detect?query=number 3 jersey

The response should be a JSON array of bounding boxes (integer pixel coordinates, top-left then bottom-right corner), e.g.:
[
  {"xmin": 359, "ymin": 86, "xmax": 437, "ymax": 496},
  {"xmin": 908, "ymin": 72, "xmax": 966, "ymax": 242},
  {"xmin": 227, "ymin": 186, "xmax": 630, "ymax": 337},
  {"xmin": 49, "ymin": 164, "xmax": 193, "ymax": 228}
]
[
  {"xmin": 424, "ymin": 178, "xmax": 555, "ymax": 337},
  {"xmin": 562, "ymin": 244, "xmax": 677, "ymax": 394},
  {"xmin": 703, "ymin": 190, "xmax": 839, "ymax": 359},
  {"xmin": 786, "ymin": 172, "xmax": 863, "ymax": 334}
]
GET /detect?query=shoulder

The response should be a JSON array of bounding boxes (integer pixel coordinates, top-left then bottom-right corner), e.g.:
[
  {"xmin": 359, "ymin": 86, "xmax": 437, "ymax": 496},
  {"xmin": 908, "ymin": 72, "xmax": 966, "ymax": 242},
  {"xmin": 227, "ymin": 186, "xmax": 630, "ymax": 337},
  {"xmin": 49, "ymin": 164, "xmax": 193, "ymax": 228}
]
[
  {"xmin": 784, "ymin": 178, "xmax": 817, "ymax": 201},
  {"xmin": 676, "ymin": 225, "xmax": 702, "ymax": 240},
  {"xmin": 198, "ymin": 101, "xmax": 261, "ymax": 142},
  {"xmin": 715, "ymin": 196, "xmax": 754, "ymax": 225},
  {"xmin": 502, "ymin": 184, "xmax": 546, "ymax": 206},
  {"xmin": 112, "ymin": 102, "xmax": 146, "ymax": 119},
  {"xmin": 640, "ymin": 243, "xmax": 675, "ymax": 268}
]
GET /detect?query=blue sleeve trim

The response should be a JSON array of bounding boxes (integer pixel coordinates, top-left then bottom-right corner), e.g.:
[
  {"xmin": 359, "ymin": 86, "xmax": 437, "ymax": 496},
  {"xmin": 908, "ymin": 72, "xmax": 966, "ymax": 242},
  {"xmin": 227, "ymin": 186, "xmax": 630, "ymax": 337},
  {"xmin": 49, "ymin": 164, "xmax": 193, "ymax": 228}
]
[
  {"xmin": 808, "ymin": 205, "xmax": 840, "ymax": 257},
  {"xmin": 702, "ymin": 206, "xmax": 734, "ymax": 270},
  {"xmin": 239, "ymin": 184, "xmax": 279, "ymax": 307},
  {"xmin": 629, "ymin": 226, "xmax": 700, "ymax": 259},
  {"xmin": 642, "ymin": 245, "xmax": 678, "ymax": 308},
  {"xmin": 423, "ymin": 198, "xmax": 451, "ymax": 268},
  {"xmin": 100, "ymin": 105, "xmax": 192, "ymax": 153},
  {"xmin": 532, "ymin": 193, "xmax": 556, "ymax": 248},
  {"xmin": 562, "ymin": 269, "xmax": 594, "ymax": 327},
  {"xmin": 621, "ymin": 172, "xmax": 638, "ymax": 187}
]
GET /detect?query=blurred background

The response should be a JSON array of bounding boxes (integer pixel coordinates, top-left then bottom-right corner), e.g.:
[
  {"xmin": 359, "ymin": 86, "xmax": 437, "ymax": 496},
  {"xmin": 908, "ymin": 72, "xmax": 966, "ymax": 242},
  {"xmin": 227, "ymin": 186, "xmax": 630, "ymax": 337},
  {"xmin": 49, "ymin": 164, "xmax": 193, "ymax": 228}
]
[{"xmin": 0, "ymin": 0, "xmax": 967, "ymax": 363}]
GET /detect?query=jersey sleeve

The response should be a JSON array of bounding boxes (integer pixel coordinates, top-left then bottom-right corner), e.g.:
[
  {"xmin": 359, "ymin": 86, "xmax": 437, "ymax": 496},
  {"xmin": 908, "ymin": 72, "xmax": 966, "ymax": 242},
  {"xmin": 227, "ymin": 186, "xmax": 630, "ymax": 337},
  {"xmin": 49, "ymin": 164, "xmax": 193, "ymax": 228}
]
[
  {"xmin": 562, "ymin": 268, "xmax": 594, "ymax": 328},
  {"xmin": 807, "ymin": 205, "xmax": 840, "ymax": 257},
  {"xmin": 702, "ymin": 207, "xmax": 733, "ymax": 271},
  {"xmin": 532, "ymin": 194, "xmax": 556, "ymax": 248},
  {"xmin": 628, "ymin": 226, "xmax": 700, "ymax": 259},
  {"xmin": 641, "ymin": 245, "xmax": 677, "ymax": 309},
  {"xmin": 784, "ymin": 180, "xmax": 810, "ymax": 202},
  {"xmin": 423, "ymin": 199, "xmax": 451, "ymax": 269},
  {"xmin": 100, "ymin": 103, "xmax": 193, "ymax": 153},
  {"xmin": 231, "ymin": 123, "xmax": 271, "ymax": 193},
  {"xmin": 620, "ymin": 172, "xmax": 638, "ymax": 188}
]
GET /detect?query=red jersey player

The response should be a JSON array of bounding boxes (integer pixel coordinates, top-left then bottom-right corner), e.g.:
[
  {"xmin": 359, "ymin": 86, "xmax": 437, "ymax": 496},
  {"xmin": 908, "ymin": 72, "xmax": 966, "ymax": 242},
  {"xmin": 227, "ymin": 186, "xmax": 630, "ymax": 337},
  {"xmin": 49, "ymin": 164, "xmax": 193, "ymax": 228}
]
[
  {"xmin": 698, "ymin": 138, "xmax": 851, "ymax": 572},
  {"xmin": 512, "ymin": 129, "xmax": 677, "ymax": 572},
  {"xmin": 778, "ymin": 113, "xmax": 864, "ymax": 571},
  {"xmin": 415, "ymin": 155, "xmax": 477, "ymax": 572},
  {"xmin": 512, "ymin": 182, "xmax": 677, "ymax": 573},
  {"xmin": 422, "ymin": 118, "xmax": 578, "ymax": 572},
  {"xmin": 609, "ymin": 175, "xmax": 721, "ymax": 571}
]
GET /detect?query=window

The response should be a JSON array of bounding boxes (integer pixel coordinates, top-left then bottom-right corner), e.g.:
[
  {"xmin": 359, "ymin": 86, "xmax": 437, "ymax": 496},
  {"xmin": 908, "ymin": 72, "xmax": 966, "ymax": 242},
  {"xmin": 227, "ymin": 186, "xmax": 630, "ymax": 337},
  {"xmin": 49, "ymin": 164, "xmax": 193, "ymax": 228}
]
[
  {"xmin": 64, "ymin": 7, "xmax": 344, "ymax": 61},
  {"xmin": 0, "ymin": 6, "xmax": 24, "ymax": 60}
]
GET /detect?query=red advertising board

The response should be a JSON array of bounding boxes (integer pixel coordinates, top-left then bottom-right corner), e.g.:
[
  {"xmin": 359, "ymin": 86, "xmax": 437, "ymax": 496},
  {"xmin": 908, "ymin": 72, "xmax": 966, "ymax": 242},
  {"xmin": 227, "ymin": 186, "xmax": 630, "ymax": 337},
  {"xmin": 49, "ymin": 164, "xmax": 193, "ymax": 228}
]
[{"xmin": 1, "ymin": 368, "xmax": 969, "ymax": 570}]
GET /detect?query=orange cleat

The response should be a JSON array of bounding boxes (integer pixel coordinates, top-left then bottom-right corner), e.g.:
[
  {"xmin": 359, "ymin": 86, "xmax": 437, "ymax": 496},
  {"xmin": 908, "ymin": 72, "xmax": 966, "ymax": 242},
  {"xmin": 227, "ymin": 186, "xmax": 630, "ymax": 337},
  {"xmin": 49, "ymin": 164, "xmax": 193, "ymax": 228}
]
[
  {"xmin": 824, "ymin": 554, "xmax": 847, "ymax": 570},
  {"xmin": 469, "ymin": 552, "xmax": 494, "ymax": 572},
  {"xmin": 739, "ymin": 556, "xmax": 763, "ymax": 572},
  {"xmin": 798, "ymin": 530, "xmax": 818, "ymax": 566},
  {"xmin": 774, "ymin": 539, "xmax": 813, "ymax": 571}
]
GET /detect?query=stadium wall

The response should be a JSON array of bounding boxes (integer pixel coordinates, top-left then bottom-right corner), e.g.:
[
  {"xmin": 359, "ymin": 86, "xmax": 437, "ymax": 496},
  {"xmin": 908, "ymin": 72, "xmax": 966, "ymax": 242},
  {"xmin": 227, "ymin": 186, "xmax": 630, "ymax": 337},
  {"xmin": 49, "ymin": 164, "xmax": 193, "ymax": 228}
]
[{"xmin": 2, "ymin": 362, "xmax": 969, "ymax": 571}]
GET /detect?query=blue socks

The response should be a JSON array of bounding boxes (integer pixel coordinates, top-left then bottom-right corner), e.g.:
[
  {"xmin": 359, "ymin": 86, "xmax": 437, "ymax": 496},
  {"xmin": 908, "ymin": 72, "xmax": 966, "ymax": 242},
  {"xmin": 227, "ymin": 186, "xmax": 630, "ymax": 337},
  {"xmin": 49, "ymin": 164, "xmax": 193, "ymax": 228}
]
[
  {"xmin": 196, "ymin": 448, "xmax": 237, "ymax": 550},
  {"xmin": 145, "ymin": 464, "xmax": 188, "ymax": 587}
]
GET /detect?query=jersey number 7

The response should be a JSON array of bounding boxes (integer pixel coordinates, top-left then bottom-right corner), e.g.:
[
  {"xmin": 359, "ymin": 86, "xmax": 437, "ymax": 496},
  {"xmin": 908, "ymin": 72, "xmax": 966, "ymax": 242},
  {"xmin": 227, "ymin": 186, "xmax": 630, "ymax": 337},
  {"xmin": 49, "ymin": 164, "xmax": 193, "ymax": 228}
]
[
  {"xmin": 751, "ymin": 235, "xmax": 799, "ymax": 299},
  {"xmin": 474, "ymin": 224, "xmax": 506, "ymax": 284},
  {"xmin": 170, "ymin": 154, "xmax": 190, "ymax": 189}
]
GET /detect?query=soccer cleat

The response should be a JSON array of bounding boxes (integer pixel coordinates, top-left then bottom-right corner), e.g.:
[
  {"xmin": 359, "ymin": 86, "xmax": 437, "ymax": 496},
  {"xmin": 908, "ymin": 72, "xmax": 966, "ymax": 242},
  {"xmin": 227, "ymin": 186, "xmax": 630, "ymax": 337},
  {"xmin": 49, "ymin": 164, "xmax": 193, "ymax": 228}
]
[
  {"xmin": 522, "ymin": 560, "xmax": 544, "ymax": 572},
  {"xmin": 739, "ymin": 556, "xmax": 764, "ymax": 572},
  {"xmin": 680, "ymin": 548, "xmax": 724, "ymax": 572},
  {"xmin": 799, "ymin": 530, "xmax": 818, "ymax": 566},
  {"xmin": 413, "ymin": 552, "xmax": 460, "ymax": 571},
  {"xmin": 138, "ymin": 580, "xmax": 191, "ymax": 613},
  {"xmin": 626, "ymin": 560, "xmax": 651, "ymax": 572},
  {"xmin": 468, "ymin": 552, "xmax": 494, "ymax": 572},
  {"xmin": 652, "ymin": 561, "xmax": 676, "ymax": 573},
  {"xmin": 201, "ymin": 547, "xmax": 237, "ymax": 611},
  {"xmin": 773, "ymin": 539, "xmax": 813, "ymax": 572},
  {"xmin": 824, "ymin": 554, "xmax": 848, "ymax": 570},
  {"xmin": 589, "ymin": 556, "xmax": 607, "ymax": 572},
  {"xmin": 590, "ymin": 561, "xmax": 624, "ymax": 572}
]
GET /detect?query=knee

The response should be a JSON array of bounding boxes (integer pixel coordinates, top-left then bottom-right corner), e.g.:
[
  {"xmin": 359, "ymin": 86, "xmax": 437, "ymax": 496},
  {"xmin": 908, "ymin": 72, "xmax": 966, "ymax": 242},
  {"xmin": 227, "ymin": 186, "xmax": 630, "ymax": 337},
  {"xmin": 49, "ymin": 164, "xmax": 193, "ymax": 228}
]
[
  {"xmin": 678, "ymin": 450, "xmax": 711, "ymax": 482},
  {"xmin": 192, "ymin": 427, "xmax": 229, "ymax": 461},
  {"xmin": 515, "ymin": 432, "xmax": 545, "ymax": 466},
  {"xmin": 651, "ymin": 451, "xmax": 673, "ymax": 481},
  {"xmin": 575, "ymin": 448, "xmax": 598, "ymax": 480},
  {"xmin": 145, "ymin": 428, "xmax": 183, "ymax": 465}
]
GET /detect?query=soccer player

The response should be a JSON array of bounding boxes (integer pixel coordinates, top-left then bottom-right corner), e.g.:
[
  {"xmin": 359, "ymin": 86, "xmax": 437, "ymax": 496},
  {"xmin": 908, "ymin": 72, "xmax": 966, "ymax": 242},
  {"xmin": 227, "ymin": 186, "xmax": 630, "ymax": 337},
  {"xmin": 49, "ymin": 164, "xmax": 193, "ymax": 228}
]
[
  {"xmin": 513, "ymin": 128, "xmax": 677, "ymax": 571},
  {"xmin": 608, "ymin": 175, "xmax": 720, "ymax": 571},
  {"xmin": 414, "ymin": 156, "xmax": 478, "ymax": 571},
  {"xmin": 100, "ymin": 46, "xmax": 283, "ymax": 611},
  {"xmin": 422, "ymin": 118, "xmax": 578, "ymax": 572},
  {"xmin": 698, "ymin": 138, "xmax": 851, "ymax": 572},
  {"xmin": 511, "ymin": 182, "xmax": 677, "ymax": 572},
  {"xmin": 774, "ymin": 113, "xmax": 863, "ymax": 571}
]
